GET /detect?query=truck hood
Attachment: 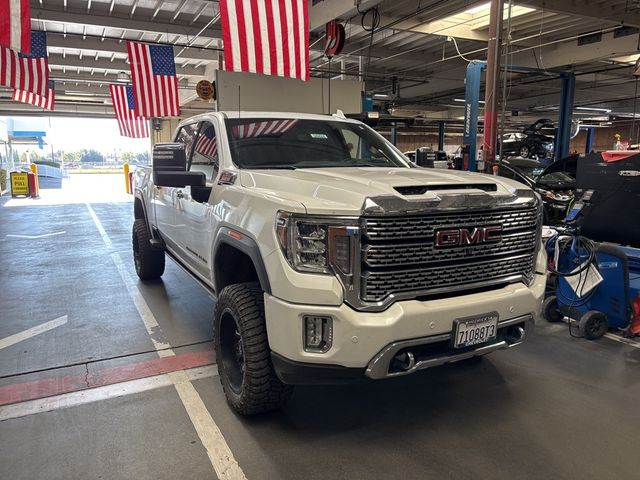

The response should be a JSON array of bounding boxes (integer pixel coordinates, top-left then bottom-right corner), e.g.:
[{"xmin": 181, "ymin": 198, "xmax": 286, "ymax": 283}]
[{"xmin": 240, "ymin": 167, "xmax": 532, "ymax": 215}]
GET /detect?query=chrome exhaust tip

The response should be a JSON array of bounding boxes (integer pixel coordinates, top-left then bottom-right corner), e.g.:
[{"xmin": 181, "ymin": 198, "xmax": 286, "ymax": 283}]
[
  {"xmin": 506, "ymin": 325, "xmax": 526, "ymax": 344},
  {"xmin": 392, "ymin": 351, "xmax": 416, "ymax": 371}
]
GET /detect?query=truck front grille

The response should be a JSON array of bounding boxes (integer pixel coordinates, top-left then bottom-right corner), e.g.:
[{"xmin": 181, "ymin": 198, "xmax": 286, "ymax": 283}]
[{"xmin": 361, "ymin": 206, "xmax": 538, "ymax": 303}]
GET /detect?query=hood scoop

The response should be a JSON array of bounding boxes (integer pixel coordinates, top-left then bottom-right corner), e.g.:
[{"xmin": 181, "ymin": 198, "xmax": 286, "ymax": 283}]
[{"xmin": 394, "ymin": 183, "xmax": 497, "ymax": 196}]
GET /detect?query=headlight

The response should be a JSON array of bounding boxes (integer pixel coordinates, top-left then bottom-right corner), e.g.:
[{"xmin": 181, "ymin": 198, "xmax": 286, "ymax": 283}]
[{"xmin": 276, "ymin": 211, "xmax": 358, "ymax": 275}]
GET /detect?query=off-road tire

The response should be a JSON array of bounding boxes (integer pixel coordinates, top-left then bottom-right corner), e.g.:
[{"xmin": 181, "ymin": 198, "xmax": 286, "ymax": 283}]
[
  {"xmin": 132, "ymin": 219, "xmax": 165, "ymax": 280},
  {"xmin": 579, "ymin": 311, "xmax": 608, "ymax": 340},
  {"xmin": 214, "ymin": 282, "xmax": 293, "ymax": 415},
  {"xmin": 542, "ymin": 296, "xmax": 563, "ymax": 323}
]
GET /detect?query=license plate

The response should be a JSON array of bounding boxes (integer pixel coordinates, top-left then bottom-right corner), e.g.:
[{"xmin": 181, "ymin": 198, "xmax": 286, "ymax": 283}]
[{"xmin": 453, "ymin": 312, "xmax": 499, "ymax": 348}]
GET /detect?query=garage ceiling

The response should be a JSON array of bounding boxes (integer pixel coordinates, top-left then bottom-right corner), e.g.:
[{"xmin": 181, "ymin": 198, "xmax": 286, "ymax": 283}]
[{"xmin": 0, "ymin": 0, "xmax": 639, "ymax": 126}]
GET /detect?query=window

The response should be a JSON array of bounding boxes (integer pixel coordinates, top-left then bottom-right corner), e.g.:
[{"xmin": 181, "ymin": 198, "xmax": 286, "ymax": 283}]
[
  {"xmin": 190, "ymin": 122, "xmax": 219, "ymax": 181},
  {"xmin": 175, "ymin": 123, "xmax": 199, "ymax": 161},
  {"xmin": 224, "ymin": 118, "xmax": 411, "ymax": 169}
]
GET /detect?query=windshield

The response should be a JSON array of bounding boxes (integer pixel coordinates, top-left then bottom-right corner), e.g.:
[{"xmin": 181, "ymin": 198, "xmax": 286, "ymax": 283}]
[
  {"xmin": 518, "ymin": 165, "xmax": 545, "ymax": 180},
  {"xmin": 224, "ymin": 118, "xmax": 411, "ymax": 169},
  {"xmin": 538, "ymin": 171, "xmax": 576, "ymax": 185}
]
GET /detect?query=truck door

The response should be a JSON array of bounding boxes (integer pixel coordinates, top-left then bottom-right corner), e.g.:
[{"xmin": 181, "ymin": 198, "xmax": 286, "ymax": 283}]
[
  {"xmin": 172, "ymin": 120, "xmax": 220, "ymax": 279},
  {"xmin": 154, "ymin": 122, "xmax": 198, "ymax": 248}
]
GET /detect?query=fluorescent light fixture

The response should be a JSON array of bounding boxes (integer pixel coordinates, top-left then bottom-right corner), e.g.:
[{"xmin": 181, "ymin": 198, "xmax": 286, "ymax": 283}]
[
  {"xmin": 454, "ymin": 98, "xmax": 485, "ymax": 104},
  {"xmin": 464, "ymin": 2, "xmax": 490, "ymax": 14},
  {"xmin": 373, "ymin": 93, "xmax": 391, "ymax": 99},
  {"xmin": 576, "ymin": 106, "xmax": 611, "ymax": 113}
]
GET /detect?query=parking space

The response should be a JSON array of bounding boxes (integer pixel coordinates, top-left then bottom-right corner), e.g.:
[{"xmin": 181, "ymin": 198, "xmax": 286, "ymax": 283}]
[{"xmin": 1, "ymin": 179, "xmax": 638, "ymax": 480}]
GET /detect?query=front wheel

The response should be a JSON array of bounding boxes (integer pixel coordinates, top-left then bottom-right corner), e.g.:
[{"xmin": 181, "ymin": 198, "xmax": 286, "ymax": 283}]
[
  {"xmin": 579, "ymin": 311, "xmax": 608, "ymax": 340},
  {"xmin": 519, "ymin": 145, "xmax": 531, "ymax": 158},
  {"xmin": 214, "ymin": 283, "xmax": 293, "ymax": 415}
]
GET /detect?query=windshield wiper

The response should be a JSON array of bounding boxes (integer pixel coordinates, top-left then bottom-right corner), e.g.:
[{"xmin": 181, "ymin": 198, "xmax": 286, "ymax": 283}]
[{"xmin": 247, "ymin": 165, "xmax": 297, "ymax": 170}]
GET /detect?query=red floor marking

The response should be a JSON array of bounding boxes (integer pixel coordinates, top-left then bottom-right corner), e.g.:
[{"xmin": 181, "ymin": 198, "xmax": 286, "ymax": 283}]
[{"xmin": 0, "ymin": 350, "xmax": 215, "ymax": 406}]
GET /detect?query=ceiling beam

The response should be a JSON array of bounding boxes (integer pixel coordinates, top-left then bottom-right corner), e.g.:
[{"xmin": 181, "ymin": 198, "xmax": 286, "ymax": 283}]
[
  {"xmin": 47, "ymin": 53, "xmax": 207, "ymax": 77},
  {"xmin": 519, "ymin": 0, "xmax": 640, "ymax": 28},
  {"xmin": 31, "ymin": 7, "xmax": 222, "ymax": 39},
  {"xmin": 45, "ymin": 34, "xmax": 218, "ymax": 62}
]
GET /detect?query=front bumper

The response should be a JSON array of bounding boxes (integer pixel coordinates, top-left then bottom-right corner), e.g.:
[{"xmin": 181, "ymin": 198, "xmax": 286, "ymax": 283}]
[{"xmin": 264, "ymin": 271, "xmax": 546, "ymax": 383}]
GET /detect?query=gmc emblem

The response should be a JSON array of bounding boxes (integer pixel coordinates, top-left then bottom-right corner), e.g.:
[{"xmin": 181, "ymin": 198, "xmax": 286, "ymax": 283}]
[{"xmin": 435, "ymin": 226, "xmax": 503, "ymax": 247}]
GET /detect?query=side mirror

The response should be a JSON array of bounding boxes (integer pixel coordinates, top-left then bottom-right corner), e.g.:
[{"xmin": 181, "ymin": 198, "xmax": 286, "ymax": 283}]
[
  {"xmin": 152, "ymin": 142, "xmax": 206, "ymax": 188},
  {"xmin": 153, "ymin": 142, "xmax": 186, "ymax": 172}
]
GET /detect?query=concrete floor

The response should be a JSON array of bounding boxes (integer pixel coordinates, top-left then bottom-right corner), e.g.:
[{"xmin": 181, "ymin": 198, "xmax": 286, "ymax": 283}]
[{"xmin": 1, "ymin": 175, "xmax": 639, "ymax": 480}]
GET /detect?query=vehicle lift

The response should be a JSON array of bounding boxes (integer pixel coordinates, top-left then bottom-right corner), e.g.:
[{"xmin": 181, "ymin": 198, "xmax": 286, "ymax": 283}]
[
  {"xmin": 542, "ymin": 189, "xmax": 640, "ymax": 340},
  {"xmin": 462, "ymin": 60, "xmax": 576, "ymax": 172}
]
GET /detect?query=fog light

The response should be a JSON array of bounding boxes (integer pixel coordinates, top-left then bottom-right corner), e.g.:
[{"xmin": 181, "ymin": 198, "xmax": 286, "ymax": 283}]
[{"xmin": 303, "ymin": 315, "xmax": 333, "ymax": 353}]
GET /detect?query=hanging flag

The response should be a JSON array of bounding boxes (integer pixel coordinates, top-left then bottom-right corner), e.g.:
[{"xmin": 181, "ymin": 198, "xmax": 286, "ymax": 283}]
[
  {"xmin": 126, "ymin": 41, "xmax": 180, "ymax": 118},
  {"xmin": 109, "ymin": 84, "xmax": 149, "ymax": 138},
  {"xmin": 0, "ymin": 0, "xmax": 31, "ymax": 54},
  {"xmin": 0, "ymin": 31, "xmax": 49, "ymax": 97},
  {"xmin": 12, "ymin": 80, "xmax": 55, "ymax": 111},
  {"xmin": 220, "ymin": 0, "xmax": 309, "ymax": 81}
]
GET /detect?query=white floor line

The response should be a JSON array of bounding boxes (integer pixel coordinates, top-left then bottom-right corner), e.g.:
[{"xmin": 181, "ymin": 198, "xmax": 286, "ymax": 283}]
[
  {"xmin": 0, "ymin": 365, "xmax": 217, "ymax": 422},
  {"xmin": 85, "ymin": 203, "xmax": 247, "ymax": 480},
  {"xmin": 0, "ymin": 316, "xmax": 68, "ymax": 351},
  {"xmin": 604, "ymin": 333, "xmax": 640, "ymax": 349},
  {"xmin": 6, "ymin": 231, "xmax": 66, "ymax": 239}
]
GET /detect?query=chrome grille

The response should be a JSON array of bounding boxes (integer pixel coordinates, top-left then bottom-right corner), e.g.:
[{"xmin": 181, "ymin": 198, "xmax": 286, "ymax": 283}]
[{"xmin": 361, "ymin": 206, "xmax": 538, "ymax": 303}]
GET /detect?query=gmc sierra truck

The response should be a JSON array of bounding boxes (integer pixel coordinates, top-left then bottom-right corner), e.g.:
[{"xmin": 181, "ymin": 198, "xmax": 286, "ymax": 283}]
[{"xmin": 133, "ymin": 111, "xmax": 547, "ymax": 415}]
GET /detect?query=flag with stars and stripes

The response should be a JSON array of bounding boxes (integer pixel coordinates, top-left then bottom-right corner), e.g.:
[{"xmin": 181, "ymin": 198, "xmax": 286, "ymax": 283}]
[
  {"xmin": 194, "ymin": 126, "xmax": 218, "ymax": 158},
  {"xmin": 12, "ymin": 80, "xmax": 55, "ymax": 111},
  {"xmin": 0, "ymin": 31, "xmax": 49, "ymax": 97},
  {"xmin": 126, "ymin": 41, "xmax": 180, "ymax": 118},
  {"xmin": 230, "ymin": 119, "xmax": 298, "ymax": 139},
  {"xmin": 220, "ymin": 0, "xmax": 309, "ymax": 81},
  {"xmin": 109, "ymin": 84, "xmax": 149, "ymax": 138},
  {"xmin": 0, "ymin": 0, "xmax": 31, "ymax": 54}
]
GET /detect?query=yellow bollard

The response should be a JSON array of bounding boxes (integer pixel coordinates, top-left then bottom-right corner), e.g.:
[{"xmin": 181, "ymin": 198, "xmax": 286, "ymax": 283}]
[
  {"xmin": 29, "ymin": 163, "xmax": 40, "ymax": 197},
  {"xmin": 123, "ymin": 163, "xmax": 130, "ymax": 194}
]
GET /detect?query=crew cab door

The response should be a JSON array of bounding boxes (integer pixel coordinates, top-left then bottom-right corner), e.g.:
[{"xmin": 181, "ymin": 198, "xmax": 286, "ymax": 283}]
[
  {"xmin": 154, "ymin": 122, "xmax": 198, "ymax": 246},
  {"xmin": 172, "ymin": 119, "xmax": 220, "ymax": 279}
]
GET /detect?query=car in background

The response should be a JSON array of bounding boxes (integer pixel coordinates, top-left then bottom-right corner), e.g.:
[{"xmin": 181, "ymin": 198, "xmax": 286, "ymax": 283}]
[
  {"xmin": 500, "ymin": 119, "xmax": 555, "ymax": 159},
  {"xmin": 403, "ymin": 148, "xmax": 450, "ymax": 169},
  {"xmin": 497, "ymin": 155, "xmax": 577, "ymax": 225}
]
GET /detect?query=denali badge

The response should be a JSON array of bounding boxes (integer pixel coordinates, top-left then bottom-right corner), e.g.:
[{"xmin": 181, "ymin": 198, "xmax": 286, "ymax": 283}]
[{"xmin": 435, "ymin": 226, "xmax": 502, "ymax": 247}]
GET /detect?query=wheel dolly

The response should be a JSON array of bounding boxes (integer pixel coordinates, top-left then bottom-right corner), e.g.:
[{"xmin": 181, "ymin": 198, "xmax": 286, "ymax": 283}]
[{"xmin": 543, "ymin": 191, "xmax": 640, "ymax": 339}]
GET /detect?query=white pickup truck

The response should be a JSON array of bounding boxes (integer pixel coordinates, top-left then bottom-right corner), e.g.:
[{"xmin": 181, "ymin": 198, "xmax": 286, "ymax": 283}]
[{"xmin": 133, "ymin": 111, "xmax": 547, "ymax": 415}]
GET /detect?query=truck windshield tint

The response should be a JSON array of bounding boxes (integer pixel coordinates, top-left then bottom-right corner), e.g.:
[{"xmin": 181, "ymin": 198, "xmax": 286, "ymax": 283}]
[{"xmin": 224, "ymin": 118, "xmax": 412, "ymax": 169}]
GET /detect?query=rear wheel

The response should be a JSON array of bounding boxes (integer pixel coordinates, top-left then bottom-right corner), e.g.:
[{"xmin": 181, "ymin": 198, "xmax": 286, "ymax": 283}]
[
  {"xmin": 579, "ymin": 311, "xmax": 608, "ymax": 340},
  {"xmin": 214, "ymin": 282, "xmax": 293, "ymax": 415},
  {"xmin": 543, "ymin": 296, "xmax": 563, "ymax": 323},
  {"xmin": 132, "ymin": 219, "xmax": 165, "ymax": 280}
]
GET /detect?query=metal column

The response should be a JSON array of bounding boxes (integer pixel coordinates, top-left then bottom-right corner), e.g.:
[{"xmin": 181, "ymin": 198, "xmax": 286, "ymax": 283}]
[
  {"xmin": 555, "ymin": 74, "xmax": 576, "ymax": 160},
  {"xmin": 463, "ymin": 61, "xmax": 485, "ymax": 172},
  {"xmin": 437, "ymin": 121, "xmax": 445, "ymax": 151},
  {"xmin": 390, "ymin": 126, "xmax": 398, "ymax": 146},
  {"xmin": 585, "ymin": 127, "xmax": 595, "ymax": 153},
  {"xmin": 482, "ymin": 0, "xmax": 504, "ymax": 172}
]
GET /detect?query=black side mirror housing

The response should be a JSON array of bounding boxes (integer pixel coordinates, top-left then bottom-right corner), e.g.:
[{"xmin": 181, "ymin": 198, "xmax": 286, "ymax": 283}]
[{"xmin": 153, "ymin": 171, "xmax": 206, "ymax": 188}]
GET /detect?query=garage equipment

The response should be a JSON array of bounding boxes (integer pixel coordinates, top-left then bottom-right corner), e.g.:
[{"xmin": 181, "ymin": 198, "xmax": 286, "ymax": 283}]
[{"xmin": 543, "ymin": 191, "xmax": 640, "ymax": 339}]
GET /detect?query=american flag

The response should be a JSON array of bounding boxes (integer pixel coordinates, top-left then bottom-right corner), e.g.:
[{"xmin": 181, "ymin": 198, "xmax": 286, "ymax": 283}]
[
  {"xmin": 231, "ymin": 119, "xmax": 298, "ymax": 139},
  {"xmin": 109, "ymin": 84, "xmax": 149, "ymax": 138},
  {"xmin": 12, "ymin": 80, "xmax": 55, "ymax": 111},
  {"xmin": 126, "ymin": 41, "xmax": 180, "ymax": 118},
  {"xmin": 0, "ymin": 0, "xmax": 31, "ymax": 54},
  {"xmin": 1, "ymin": 31, "xmax": 49, "ymax": 97},
  {"xmin": 194, "ymin": 128, "xmax": 218, "ymax": 158},
  {"xmin": 220, "ymin": 0, "xmax": 309, "ymax": 81}
]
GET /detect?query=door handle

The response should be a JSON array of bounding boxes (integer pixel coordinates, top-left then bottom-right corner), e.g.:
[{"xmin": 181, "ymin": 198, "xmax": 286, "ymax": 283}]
[{"xmin": 176, "ymin": 190, "xmax": 184, "ymax": 199}]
